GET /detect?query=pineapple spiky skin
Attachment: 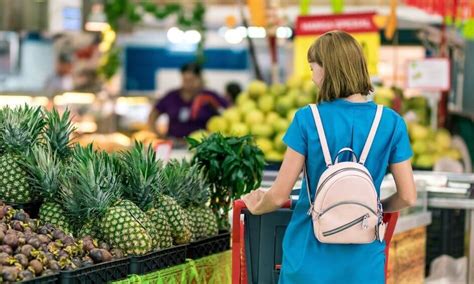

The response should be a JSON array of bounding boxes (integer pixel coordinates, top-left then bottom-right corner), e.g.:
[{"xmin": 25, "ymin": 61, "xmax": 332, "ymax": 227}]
[
  {"xmin": 147, "ymin": 208, "xmax": 173, "ymax": 249},
  {"xmin": 101, "ymin": 205, "xmax": 153, "ymax": 255},
  {"xmin": 197, "ymin": 207, "xmax": 219, "ymax": 237},
  {"xmin": 156, "ymin": 194, "xmax": 192, "ymax": 245},
  {"xmin": 0, "ymin": 153, "xmax": 33, "ymax": 204},
  {"xmin": 77, "ymin": 221, "xmax": 99, "ymax": 239},
  {"xmin": 39, "ymin": 202, "xmax": 73, "ymax": 234},
  {"xmin": 185, "ymin": 207, "xmax": 205, "ymax": 240},
  {"xmin": 117, "ymin": 199, "xmax": 160, "ymax": 249}
]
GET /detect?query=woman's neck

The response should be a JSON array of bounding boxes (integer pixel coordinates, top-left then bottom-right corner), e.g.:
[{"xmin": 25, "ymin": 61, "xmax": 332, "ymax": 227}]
[{"xmin": 344, "ymin": 93, "xmax": 366, "ymax": 102}]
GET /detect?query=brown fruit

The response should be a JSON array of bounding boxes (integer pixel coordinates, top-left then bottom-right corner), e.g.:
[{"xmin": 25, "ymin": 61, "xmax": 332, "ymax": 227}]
[
  {"xmin": 27, "ymin": 237, "xmax": 41, "ymax": 249},
  {"xmin": 110, "ymin": 248, "xmax": 124, "ymax": 259},
  {"xmin": 3, "ymin": 234, "xmax": 19, "ymax": 250},
  {"xmin": 14, "ymin": 254, "xmax": 29, "ymax": 268},
  {"xmin": 18, "ymin": 269, "xmax": 35, "ymax": 281},
  {"xmin": 81, "ymin": 256, "xmax": 94, "ymax": 267},
  {"xmin": 89, "ymin": 249, "xmax": 112, "ymax": 263},
  {"xmin": 52, "ymin": 230, "xmax": 66, "ymax": 241},
  {"xmin": 0, "ymin": 245, "xmax": 13, "ymax": 255},
  {"xmin": 0, "ymin": 230, "xmax": 5, "ymax": 242},
  {"xmin": 43, "ymin": 269, "xmax": 55, "ymax": 276},
  {"xmin": 12, "ymin": 211, "xmax": 29, "ymax": 222},
  {"xmin": 98, "ymin": 242, "xmax": 110, "ymax": 251},
  {"xmin": 10, "ymin": 221, "xmax": 24, "ymax": 232},
  {"xmin": 20, "ymin": 244, "xmax": 34, "ymax": 257},
  {"xmin": 2, "ymin": 266, "xmax": 19, "ymax": 281},
  {"xmin": 62, "ymin": 236, "xmax": 75, "ymax": 246},
  {"xmin": 29, "ymin": 259, "xmax": 44, "ymax": 275},
  {"xmin": 37, "ymin": 234, "xmax": 51, "ymax": 244},
  {"xmin": 48, "ymin": 260, "xmax": 61, "ymax": 272}
]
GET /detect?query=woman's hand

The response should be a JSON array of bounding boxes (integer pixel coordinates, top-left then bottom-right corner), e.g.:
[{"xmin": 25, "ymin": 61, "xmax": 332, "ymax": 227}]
[{"xmin": 242, "ymin": 188, "xmax": 267, "ymax": 215}]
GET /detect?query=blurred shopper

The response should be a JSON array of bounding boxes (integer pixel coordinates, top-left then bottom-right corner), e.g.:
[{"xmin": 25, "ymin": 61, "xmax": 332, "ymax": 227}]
[
  {"xmin": 148, "ymin": 62, "xmax": 229, "ymax": 138},
  {"xmin": 242, "ymin": 31, "xmax": 416, "ymax": 283},
  {"xmin": 224, "ymin": 81, "xmax": 242, "ymax": 105},
  {"xmin": 44, "ymin": 53, "xmax": 74, "ymax": 94}
]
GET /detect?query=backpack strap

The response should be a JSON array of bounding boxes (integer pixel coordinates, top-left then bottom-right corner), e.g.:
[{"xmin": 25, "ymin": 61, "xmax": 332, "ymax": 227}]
[
  {"xmin": 359, "ymin": 105, "xmax": 384, "ymax": 165},
  {"xmin": 309, "ymin": 104, "xmax": 333, "ymax": 167}
]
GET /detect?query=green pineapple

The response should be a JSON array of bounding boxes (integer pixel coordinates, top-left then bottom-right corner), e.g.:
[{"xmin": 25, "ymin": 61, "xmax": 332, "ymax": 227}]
[
  {"xmin": 120, "ymin": 142, "xmax": 173, "ymax": 249},
  {"xmin": 22, "ymin": 145, "xmax": 73, "ymax": 234},
  {"xmin": 62, "ymin": 146, "xmax": 153, "ymax": 255},
  {"xmin": 0, "ymin": 105, "xmax": 45, "ymax": 204},
  {"xmin": 165, "ymin": 160, "xmax": 218, "ymax": 240}
]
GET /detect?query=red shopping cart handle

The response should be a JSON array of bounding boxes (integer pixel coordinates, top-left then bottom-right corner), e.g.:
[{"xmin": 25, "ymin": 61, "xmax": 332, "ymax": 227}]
[{"xmin": 232, "ymin": 199, "xmax": 291, "ymax": 284}]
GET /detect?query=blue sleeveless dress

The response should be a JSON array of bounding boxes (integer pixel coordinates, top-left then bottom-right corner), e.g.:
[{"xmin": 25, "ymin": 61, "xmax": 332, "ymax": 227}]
[{"xmin": 280, "ymin": 99, "xmax": 413, "ymax": 283}]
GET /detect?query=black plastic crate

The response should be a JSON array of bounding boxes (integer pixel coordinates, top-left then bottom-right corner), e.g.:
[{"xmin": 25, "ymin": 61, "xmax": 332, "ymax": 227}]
[
  {"xmin": 59, "ymin": 257, "xmax": 130, "ymax": 284},
  {"xmin": 187, "ymin": 231, "xmax": 231, "ymax": 260},
  {"xmin": 7, "ymin": 201, "xmax": 42, "ymax": 219},
  {"xmin": 20, "ymin": 273, "xmax": 59, "ymax": 284},
  {"xmin": 426, "ymin": 208, "xmax": 466, "ymax": 275},
  {"xmin": 129, "ymin": 245, "xmax": 187, "ymax": 275}
]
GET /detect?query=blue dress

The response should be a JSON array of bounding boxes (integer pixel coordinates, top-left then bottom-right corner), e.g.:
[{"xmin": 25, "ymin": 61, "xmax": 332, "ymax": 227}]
[{"xmin": 280, "ymin": 99, "xmax": 413, "ymax": 284}]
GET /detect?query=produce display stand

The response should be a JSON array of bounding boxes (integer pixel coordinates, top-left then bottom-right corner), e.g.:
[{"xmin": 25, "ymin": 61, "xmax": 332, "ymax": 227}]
[
  {"xmin": 129, "ymin": 245, "xmax": 187, "ymax": 275},
  {"xmin": 59, "ymin": 257, "xmax": 131, "ymax": 284},
  {"xmin": 232, "ymin": 199, "xmax": 399, "ymax": 284}
]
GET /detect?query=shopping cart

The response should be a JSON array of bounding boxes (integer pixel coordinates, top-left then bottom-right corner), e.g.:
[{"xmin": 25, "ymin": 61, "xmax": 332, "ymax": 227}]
[{"xmin": 232, "ymin": 198, "xmax": 399, "ymax": 284}]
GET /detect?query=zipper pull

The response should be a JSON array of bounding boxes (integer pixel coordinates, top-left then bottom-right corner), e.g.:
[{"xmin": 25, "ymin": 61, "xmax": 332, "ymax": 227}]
[
  {"xmin": 307, "ymin": 204, "xmax": 314, "ymax": 216},
  {"xmin": 362, "ymin": 214, "xmax": 369, "ymax": 230}
]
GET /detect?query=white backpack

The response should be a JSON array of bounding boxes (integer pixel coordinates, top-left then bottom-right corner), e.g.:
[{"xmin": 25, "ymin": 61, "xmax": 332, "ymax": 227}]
[{"xmin": 305, "ymin": 104, "xmax": 386, "ymax": 244}]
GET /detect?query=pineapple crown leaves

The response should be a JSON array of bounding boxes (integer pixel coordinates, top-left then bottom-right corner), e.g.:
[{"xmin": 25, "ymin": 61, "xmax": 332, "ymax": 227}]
[
  {"xmin": 21, "ymin": 144, "xmax": 63, "ymax": 202},
  {"xmin": 44, "ymin": 108, "xmax": 76, "ymax": 161},
  {"xmin": 161, "ymin": 159, "xmax": 210, "ymax": 208},
  {"xmin": 119, "ymin": 141, "xmax": 163, "ymax": 212},
  {"xmin": 61, "ymin": 145, "xmax": 122, "ymax": 228},
  {"xmin": 0, "ymin": 105, "xmax": 46, "ymax": 154}
]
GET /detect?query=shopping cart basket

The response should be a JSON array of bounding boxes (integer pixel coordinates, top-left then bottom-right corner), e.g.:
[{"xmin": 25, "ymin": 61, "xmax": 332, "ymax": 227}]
[{"xmin": 232, "ymin": 199, "xmax": 399, "ymax": 284}]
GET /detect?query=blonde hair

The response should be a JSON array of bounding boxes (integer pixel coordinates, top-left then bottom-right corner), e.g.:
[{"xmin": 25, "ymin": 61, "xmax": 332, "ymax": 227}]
[{"xmin": 307, "ymin": 30, "xmax": 373, "ymax": 102}]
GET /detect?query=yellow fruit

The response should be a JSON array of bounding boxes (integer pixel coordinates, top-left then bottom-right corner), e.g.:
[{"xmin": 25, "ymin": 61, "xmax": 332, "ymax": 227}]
[
  {"xmin": 255, "ymin": 138, "xmax": 273, "ymax": 153},
  {"xmin": 266, "ymin": 112, "xmax": 280, "ymax": 125},
  {"xmin": 302, "ymin": 80, "xmax": 315, "ymax": 94},
  {"xmin": 229, "ymin": 123, "xmax": 249, "ymax": 137},
  {"xmin": 287, "ymin": 109, "xmax": 298, "ymax": 122},
  {"xmin": 275, "ymin": 96, "xmax": 294, "ymax": 116},
  {"xmin": 222, "ymin": 108, "xmax": 241, "ymax": 124},
  {"xmin": 273, "ymin": 118, "xmax": 290, "ymax": 133},
  {"xmin": 265, "ymin": 151, "xmax": 284, "ymax": 162},
  {"xmin": 274, "ymin": 132, "xmax": 286, "ymax": 152},
  {"xmin": 412, "ymin": 140, "xmax": 428, "ymax": 155},
  {"xmin": 251, "ymin": 125, "xmax": 273, "ymax": 138},
  {"xmin": 238, "ymin": 100, "xmax": 257, "ymax": 112},
  {"xmin": 409, "ymin": 124, "xmax": 430, "ymax": 140},
  {"xmin": 374, "ymin": 87, "xmax": 395, "ymax": 99},
  {"xmin": 188, "ymin": 130, "xmax": 209, "ymax": 142},
  {"xmin": 207, "ymin": 117, "xmax": 227, "ymax": 133},
  {"xmin": 415, "ymin": 154, "xmax": 435, "ymax": 168},
  {"xmin": 441, "ymin": 148, "xmax": 462, "ymax": 160},
  {"xmin": 287, "ymin": 75, "xmax": 303, "ymax": 89},
  {"xmin": 236, "ymin": 92, "xmax": 250, "ymax": 106},
  {"xmin": 248, "ymin": 80, "xmax": 267, "ymax": 99},
  {"xmin": 258, "ymin": 95, "xmax": 275, "ymax": 113},
  {"xmin": 244, "ymin": 110, "xmax": 265, "ymax": 125},
  {"xmin": 296, "ymin": 95, "xmax": 313, "ymax": 107},
  {"xmin": 270, "ymin": 83, "xmax": 287, "ymax": 97},
  {"xmin": 435, "ymin": 128, "xmax": 451, "ymax": 150}
]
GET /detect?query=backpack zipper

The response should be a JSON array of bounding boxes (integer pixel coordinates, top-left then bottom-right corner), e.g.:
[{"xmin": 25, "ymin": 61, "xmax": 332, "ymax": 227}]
[
  {"xmin": 322, "ymin": 214, "xmax": 370, "ymax": 237},
  {"xmin": 314, "ymin": 167, "xmax": 374, "ymax": 201},
  {"xmin": 319, "ymin": 201, "xmax": 376, "ymax": 218}
]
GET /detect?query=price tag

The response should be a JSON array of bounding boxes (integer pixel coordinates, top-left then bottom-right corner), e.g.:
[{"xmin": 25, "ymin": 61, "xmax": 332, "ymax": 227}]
[{"xmin": 154, "ymin": 140, "xmax": 173, "ymax": 162}]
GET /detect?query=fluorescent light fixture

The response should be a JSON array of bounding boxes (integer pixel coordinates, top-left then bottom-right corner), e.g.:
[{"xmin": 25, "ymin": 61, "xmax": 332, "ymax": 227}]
[
  {"xmin": 85, "ymin": 22, "xmax": 110, "ymax": 32},
  {"xmin": 54, "ymin": 92, "xmax": 96, "ymax": 105},
  {"xmin": 236, "ymin": 26, "xmax": 248, "ymax": 38},
  {"xmin": 167, "ymin": 27, "xmax": 184, "ymax": 44},
  {"xmin": 247, "ymin": 26, "xmax": 266, "ymax": 38},
  {"xmin": 184, "ymin": 30, "xmax": 202, "ymax": 44},
  {"xmin": 276, "ymin": 26, "xmax": 292, "ymax": 38},
  {"xmin": 0, "ymin": 96, "xmax": 32, "ymax": 107},
  {"xmin": 224, "ymin": 28, "xmax": 244, "ymax": 44}
]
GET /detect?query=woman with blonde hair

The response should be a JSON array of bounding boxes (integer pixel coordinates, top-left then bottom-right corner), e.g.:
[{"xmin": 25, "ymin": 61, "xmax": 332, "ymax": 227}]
[{"xmin": 242, "ymin": 31, "xmax": 416, "ymax": 283}]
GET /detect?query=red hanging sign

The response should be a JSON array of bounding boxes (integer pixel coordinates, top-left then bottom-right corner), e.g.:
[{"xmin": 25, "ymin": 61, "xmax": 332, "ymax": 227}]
[{"xmin": 295, "ymin": 12, "xmax": 378, "ymax": 36}]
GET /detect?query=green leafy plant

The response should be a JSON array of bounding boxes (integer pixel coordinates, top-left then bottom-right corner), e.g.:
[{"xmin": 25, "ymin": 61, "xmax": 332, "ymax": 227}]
[{"xmin": 187, "ymin": 133, "xmax": 265, "ymax": 230}]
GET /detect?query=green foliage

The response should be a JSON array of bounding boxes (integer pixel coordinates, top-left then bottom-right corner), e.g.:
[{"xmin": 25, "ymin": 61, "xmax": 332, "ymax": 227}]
[{"xmin": 187, "ymin": 133, "xmax": 265, "ymax": 229}]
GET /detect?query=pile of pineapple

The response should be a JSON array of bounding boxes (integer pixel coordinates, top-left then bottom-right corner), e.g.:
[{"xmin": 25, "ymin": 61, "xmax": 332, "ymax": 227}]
[{"xmin": 0, "ymin": 105, "xmax": 218, "ymax": 259}]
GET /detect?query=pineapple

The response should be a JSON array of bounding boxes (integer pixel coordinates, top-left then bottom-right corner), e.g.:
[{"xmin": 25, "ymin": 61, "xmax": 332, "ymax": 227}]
[
  {"xmin": 22, "ymin": 145, "xmax": 73, "ymax": 234},
  {"xmin": 164, "ymin": 160, "xmax": 218, "ymax": 240},
  {"xmin": 120, "ymin": 142, "xmax": 173, "ymax": 249},
  {"xmin": 0, "ymin": 105, "xmax": 45, "ymax": 204},
  {"xmin": 22, "ymin": 109, "xmax": 76, "ymax": 233},
  {"xmin": 62, "ymin": 146, "xmax": 153, "ymax": 255}
]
